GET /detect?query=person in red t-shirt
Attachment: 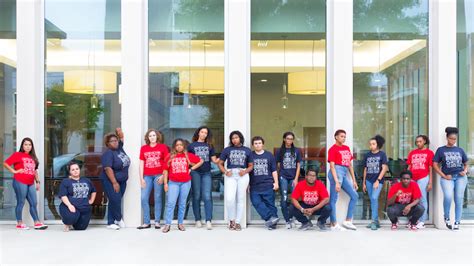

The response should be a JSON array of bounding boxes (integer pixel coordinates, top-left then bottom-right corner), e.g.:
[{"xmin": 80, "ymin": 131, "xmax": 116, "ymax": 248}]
[
  {"xmin": 290, "ymin": 168, "xmax": 331, "ymax": 231},
  {"xmin": 137, "ymin": 129, "xmax": 169, "ymax": 230},
  {"xmin": 406, "ymin": 135, "xmax": 434, "ymax": 229},
  {"xmin": 327, "ymin": 129, "xmax": 359, "ymax": 231},
  {"xmin": 3, "ymin": 138, "xmax": 48, "ymax": 230},
  {"xmin": 162, "ymin": 138, "xmax": 203, "ymax": 233},
  {"xmin": 387, "ymin": 170, "xmax": 425, "ymax": 230}
]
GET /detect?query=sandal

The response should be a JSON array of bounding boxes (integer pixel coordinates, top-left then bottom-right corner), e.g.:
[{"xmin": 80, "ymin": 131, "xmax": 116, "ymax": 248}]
[
  {"xmin": 235, "ymin": 223, "xmax": 242, "ymax": 231},
  {"xmin": 229, "ymin": 221, "xmax": 236, "ymax": 230},
  {"xmin": 178, "ymin": 224, "xmax": 186, "ymax": 231},
  {"xmin": 162, "ymin": 225, "xmax": 171, "ymax": 233}
]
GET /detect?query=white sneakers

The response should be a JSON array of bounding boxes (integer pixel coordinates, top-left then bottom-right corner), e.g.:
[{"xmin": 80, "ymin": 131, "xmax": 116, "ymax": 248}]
[
  {"xmin": 115, "ymin": 219, "xmax": 126, "ymax": 228},
  {"xmin": 107, "ymin": 219, "xmax": 125, "ymax": 230},
  {"xmin": 107, "ymin": 224, "xmax": 120, "ymax": 230},
  {"xmin": 342, "ymin": 221, "xmax": 357, "ymax": 230},
  {"xmin": 195, "ymin": 221, "xmax": 202, "ymax": 228},
  {"xmin": 416, "ymin": 222, "xmax": 426, "ymax": 229},
  {"xmin": 206, "ymin": 221, "xmax": 212, "ymax": 230},
  {"xmin": 330, "ymin": 223, "xmax": 347, "ymax": 231}
]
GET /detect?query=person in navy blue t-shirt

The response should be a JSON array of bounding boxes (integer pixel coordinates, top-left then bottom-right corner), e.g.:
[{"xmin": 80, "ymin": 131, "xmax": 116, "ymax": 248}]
[
  {"xmin": 362, "ymin": 135, "xmax": 388, "ymax": 230},
  {"xmin": 276, "ymin": 132, "xmax": 302, "ymax": 229},
  {"xmin": 249, "ymin": 136, "xmax": 279, "ymax": 230},
  {"xmin": 433, "ymin": 127, "xmax": 469, "ymax": 230},
  {"xmin": 58, "ymin": 162, "xmax": 97, "ymax": 231},
  {"xmin": 188, "ymin": 126, "xmax": 219, "ymax": 230},
  {"xmin": 101, "ymin": 128, "xmax": 130, "ymax": 230},
  {"xmin": 250, "ymin": 136, "xmax": 280, "ymax": 230},
  {"xmin": 218, "ymin": 130, "xmax": 253, "ymax": 231}
]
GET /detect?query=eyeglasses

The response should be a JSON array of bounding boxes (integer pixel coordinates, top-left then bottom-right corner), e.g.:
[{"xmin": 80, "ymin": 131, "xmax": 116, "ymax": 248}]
[{"xmin": 108, "ymin": 139, "xmax": 118, "ymax": 143}]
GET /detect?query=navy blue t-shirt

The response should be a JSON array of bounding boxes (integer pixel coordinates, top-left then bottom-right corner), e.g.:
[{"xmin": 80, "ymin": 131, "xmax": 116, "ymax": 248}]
[
  {"xmin": 277, "ymin": 147, "xmax": 302, "ymax": 179},
  {"xmin": 433, "ymin": 146, "xmax": 468, "ymax": 176},
  {"xmin": 219, "ymin": 146, "xmax": 253, "ymax": 169},
  {"xmin": 249, "ymin": 151, "xmax": 277, "ymax": 192},
  {"xmin": 100, "ymin": 141, "xmax": 131, "ymax": 182},
  {"xmin": 188, "ymin": 142, "xmax": 215, "ymax": 173},
  {"xmin": 58, "ymin": 177, "xmax": 96, "ymax": 210},
  {"xmin": 363, "ymin": 150, "xmax": 388, "ymax": 183}
]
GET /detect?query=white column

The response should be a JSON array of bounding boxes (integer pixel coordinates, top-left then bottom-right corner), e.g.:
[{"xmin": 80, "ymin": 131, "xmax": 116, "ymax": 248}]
[
  {"xmin": 121, "ymin": 0, "xmax": 148, "ymax": 227},
  {"xmin": 225, "ymin": 0, "xmax": 251, "ymax": 227},
  {"xmin": 326, "ymin": 0, "xmax": 354, "ymax": 224},
  {"xmin": 16, "ymin": 0, "xmax": 45, "ymax": 224},
  {"xmin": 429, "ymin": 0, "xmax": 457, "ymax": 229}
]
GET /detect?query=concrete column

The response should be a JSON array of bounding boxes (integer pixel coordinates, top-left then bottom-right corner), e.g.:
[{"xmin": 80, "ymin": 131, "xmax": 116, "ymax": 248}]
[
  {"xmin": 16, "ymin": 0, "xmax": 45, "ymax": 224},
  {"xmin": 225, "ymin": 0, "xmax": 251, "ymax": 227},
  {"xmin": 429, "ymin": 0, "xmax": 457, "ymax": 229},
  {"xmin": 121, "ymin": 0, "xmax": 148, "ymax": 227},
  {"xmin": 326, "ymin": 0, "xmax": 354, "ymax": 224}
]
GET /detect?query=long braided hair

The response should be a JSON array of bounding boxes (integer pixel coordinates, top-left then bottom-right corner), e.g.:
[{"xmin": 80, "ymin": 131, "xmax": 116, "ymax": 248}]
[
  {"xmin": 279, "ymin": 132, "xmax": 296, "ymax": 163},
  {"xmin": 167, "ymin": 138, "xmax": 191, "ymax": 167}
]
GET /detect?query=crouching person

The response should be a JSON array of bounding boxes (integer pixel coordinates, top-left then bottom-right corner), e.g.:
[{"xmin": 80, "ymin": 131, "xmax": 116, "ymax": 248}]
[
  {"xmin": 59, "ymin": 162, "xmax": 97, "ymax": 231},
  {"xmin": 387, "ymin": 170, "xmax": 425, "ymax": 231},
  {"xmin": 289, "ymin": 168, "xmax": 331, "ymax": 231}
]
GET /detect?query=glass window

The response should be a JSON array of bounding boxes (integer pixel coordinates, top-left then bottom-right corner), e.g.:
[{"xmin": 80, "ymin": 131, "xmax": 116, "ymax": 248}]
[
  {"xmin": 0, "ymin": 0, "xmax": 16, "ymax": 220},
  {"xmin": 250, "ymin": 0, "xmax": 326, "ymax": 222},
  {"xmin": 148, "ymin": 0, "xmax": 225, "ymax": 221},
  {"xmin": 457, "ymin": 0, "xmax": 474, "ymax": 220},
  {"xmin": 353, "ymin": 0, "xmax": 429, "ymax": 221},
  {"xmin": 44, "ymin": 0, "xmax": 122, "ymax": 221}
]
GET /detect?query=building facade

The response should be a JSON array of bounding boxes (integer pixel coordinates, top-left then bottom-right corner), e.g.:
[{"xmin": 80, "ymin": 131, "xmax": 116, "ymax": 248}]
[{"xmin": 0, "ymin": 0, "xmax": 473, "ymax": 228}]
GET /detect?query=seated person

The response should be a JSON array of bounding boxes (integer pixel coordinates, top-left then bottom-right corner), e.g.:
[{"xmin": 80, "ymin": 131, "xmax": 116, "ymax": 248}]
[
  {"xmin": 289, "ymin": 168, "xmax": 331, "ymax": 231},
  {"xmin": 387, "ymin": 170, "xmax": 425, "ymax": 231},
  {"xmin": 59, "ymin": 162, "xmax": 97, "ymax": 231}
]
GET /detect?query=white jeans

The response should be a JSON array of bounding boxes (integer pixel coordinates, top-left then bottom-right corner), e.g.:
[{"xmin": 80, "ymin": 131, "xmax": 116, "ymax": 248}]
[{"xmin": 225, "ymin": 169, "xmax": 249, "ymax": 224}]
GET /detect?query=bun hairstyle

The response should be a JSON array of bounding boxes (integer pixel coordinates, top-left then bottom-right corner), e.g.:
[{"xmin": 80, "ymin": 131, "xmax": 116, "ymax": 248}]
[
  {"xmin": 371, "ymin": 135, "xmax": 385, "ymax": 149},
  {"xmin": 445, "ymin": 127, "xmax": 459, "ymax": 137}
]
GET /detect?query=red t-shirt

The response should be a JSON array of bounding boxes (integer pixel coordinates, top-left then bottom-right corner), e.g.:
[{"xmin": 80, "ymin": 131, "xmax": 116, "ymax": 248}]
[
  {"xmin": 164, "ymin": 152, "xmax": 201, "ymax": 182},
  {"xmin": 406, "ymin": 149, "xmax": 434, "ymax": 181},
  {"xmin": 139, "ymin": 144, "xmax": 169, "ymax": 176},
  {"xmin": 4, "ymin": 152, "xmax": 37, "ymax": 185},
  {"xmin": 328, "ymin": 144, "xmax": 353, "ymax": 167},
  {"xmin": 388, "ymin": 181, "xmax": 422, "ymax": 204},
  {"xmin": 291, "ymin": 180, "xmax": 329, "ymax": 206}
]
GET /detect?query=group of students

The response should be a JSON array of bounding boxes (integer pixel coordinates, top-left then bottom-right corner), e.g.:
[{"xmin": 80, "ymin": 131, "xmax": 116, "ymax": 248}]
[{"xmin": 3, "ymin": 126, "xmax": 469, "ymax": 232}]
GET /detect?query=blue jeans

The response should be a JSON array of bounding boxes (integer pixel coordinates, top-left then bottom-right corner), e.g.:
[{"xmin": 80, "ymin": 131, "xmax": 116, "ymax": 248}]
[
  {"xmin": 141, "ymin": 175, "xmax": 164, "ymax": 224},
  {"xmin": 416, "ymin": 175, "xmax": 430, "ymax": 223},
  {"xmin": 328, "ymin": 165, "xmax": 359, "ymax": 223},
  {"xmin": 279, "ymin": 177, "xmax": 295, "ymax": 222},
  {"xmin": 102, "ymin": 178, "xmax": 127, "ymax": 225},
  {"xmin": 12, "ymin": 179, "xmax": 39, "ymax": 222},
  {"xmin": 440, "ymin": 174, "xmax": 468, "ymax": 223},
  {"xmin": 59, "ymin": 203, "xmax": 91, "ymax": 230},
  {"xmin": 250, "ymin": 189, "xmax": 278, "ymax": 221},
  {"xmin": 366, "ymin": 180, "xmax": 383, "ymax": 222},
  {"xmin": 165, "ymin": 181, "xmax": 191, "ymax": 225},
  {"xmin": 191, "ymin": 171, "xmax": 213, "ymax": 222}
]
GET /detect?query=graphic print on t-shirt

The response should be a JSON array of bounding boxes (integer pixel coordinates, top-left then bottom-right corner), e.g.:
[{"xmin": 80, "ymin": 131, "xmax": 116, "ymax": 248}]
[
  {"xmin": 144, "ymin": 151, "xmax": 162, "ymax": 169},
  {"xmin": 193, "ymin": 146, "xmax": 210, "ymax": 162},
  {"xmin": 72, "ymin": 183, "xmax": 90, "ymax": 198},
  {"xmin": 253, "ymin": 158, "xmax": 269, "ymax": 176},
  {"xmin": 21, "ymin": 158, "xmax": 36, "ymax": 175},
  {"xmin": 282, "ymin": 152, "xmax": 296, "ymax": 169},
  {"xmin": 397, "ymin": 192, "xmax": 412, "ymax": 204},
  {"xmin": 171, "ymin": 157, "xmax": 188, "ymax": 174},
  {"xmin": 117, "ymin": 151, "xmax": 131, "ymax": 167},
  {"xmin": 411, "ymin": 153, "xmax": 428, "ymax": 170},
  {"xmin": 340, "ymin": 150, "xmax": 352, "ymax": 166},
  {"xmin": 366, "ymin": 156, "xmax": 381, "ymax": 174},
  {"xmin": 303, "ymin": 191, "xmax": 319, "ymax": 205},
  {"xmin": 445, "ymin": 152, "xmax": 463, "ymax": 169},
  {"xmin": 229, "ymin": 150, "xmax": 247, "ymax": 166}
]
